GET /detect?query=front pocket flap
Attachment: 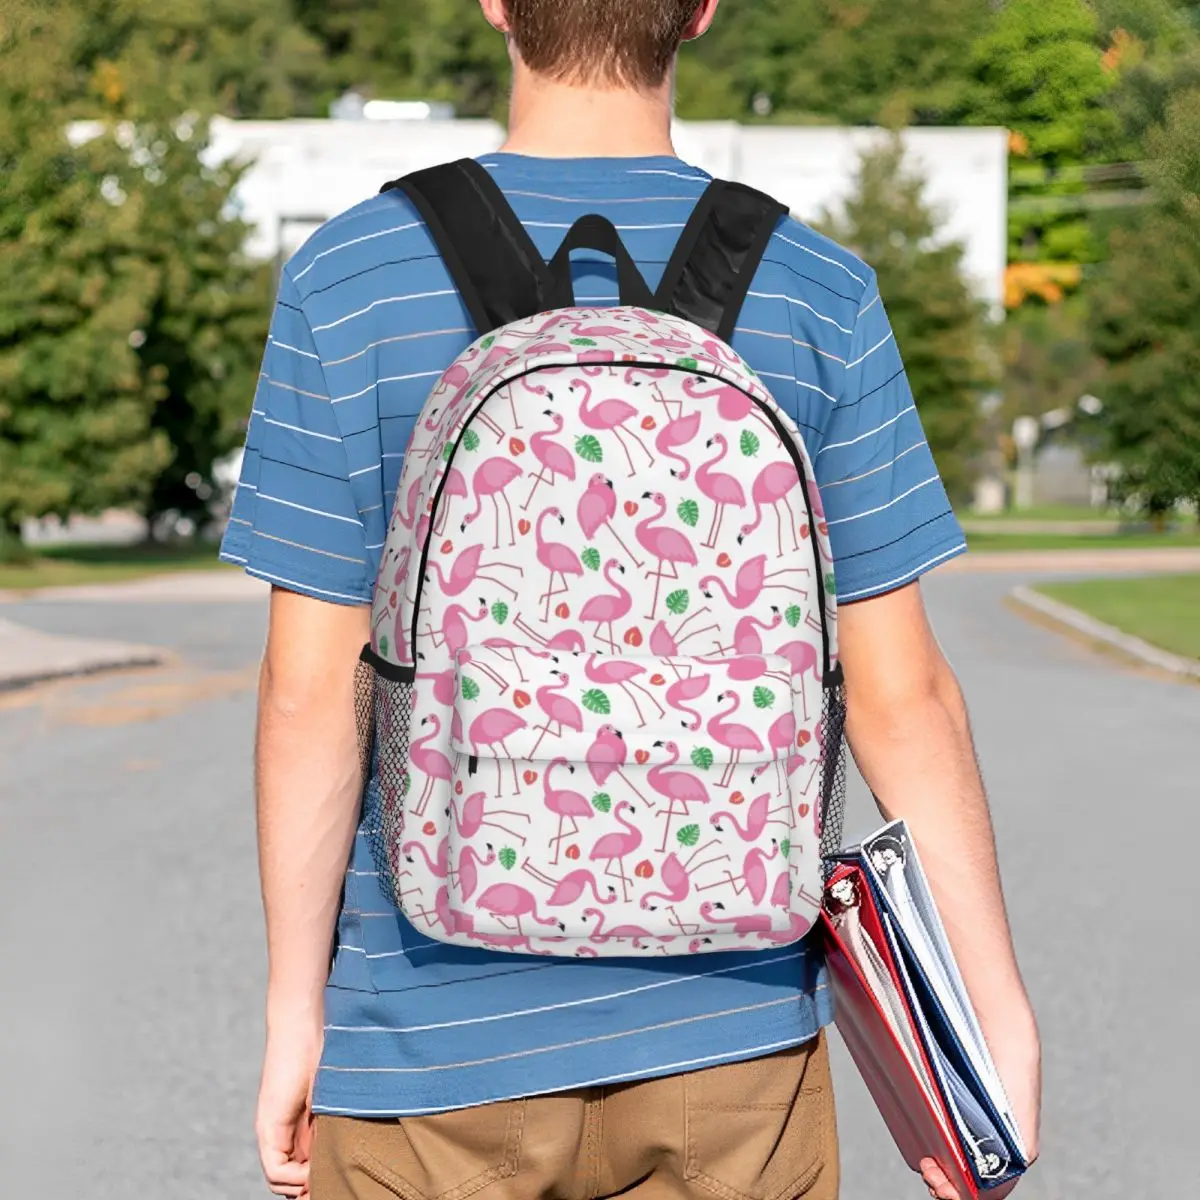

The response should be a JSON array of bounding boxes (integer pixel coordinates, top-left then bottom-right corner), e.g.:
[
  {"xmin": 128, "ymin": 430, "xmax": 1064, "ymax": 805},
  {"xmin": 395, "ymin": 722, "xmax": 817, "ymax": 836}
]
[{"xmin": 451, "ymin": 645, "xmax": 794, "ymax": 765}]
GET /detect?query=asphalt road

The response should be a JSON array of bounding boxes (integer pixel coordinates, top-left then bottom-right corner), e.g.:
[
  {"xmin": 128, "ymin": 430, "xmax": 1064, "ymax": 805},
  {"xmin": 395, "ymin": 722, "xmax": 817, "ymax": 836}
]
[{"xmin": 2, "ymin": 571, "xmax": 1197, "ymax": 1199}]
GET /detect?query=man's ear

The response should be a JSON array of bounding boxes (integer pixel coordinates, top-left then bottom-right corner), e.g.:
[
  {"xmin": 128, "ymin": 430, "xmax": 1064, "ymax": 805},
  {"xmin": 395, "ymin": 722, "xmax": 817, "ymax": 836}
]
[
  {"xmin": 683, "ymin": 0, "xmax": 721, "ymax": 43},
  {"xmin": 479, "ymin": 0, "xmax": 511, "ymax": 35}
]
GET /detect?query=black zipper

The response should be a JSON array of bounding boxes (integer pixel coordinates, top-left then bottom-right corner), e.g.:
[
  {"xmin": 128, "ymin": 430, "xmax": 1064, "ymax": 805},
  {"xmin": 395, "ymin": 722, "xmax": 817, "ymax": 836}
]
[{"xmin": 407, "ymin": 360, "xmax": 838, "ymax": 684}]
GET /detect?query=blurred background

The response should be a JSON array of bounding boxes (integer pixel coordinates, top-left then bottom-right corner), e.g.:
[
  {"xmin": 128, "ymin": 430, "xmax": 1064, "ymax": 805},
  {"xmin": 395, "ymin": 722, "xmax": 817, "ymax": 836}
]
[{"xmin": 1, "ymin": 2, "xmax": 1198, "ymax": 1198}]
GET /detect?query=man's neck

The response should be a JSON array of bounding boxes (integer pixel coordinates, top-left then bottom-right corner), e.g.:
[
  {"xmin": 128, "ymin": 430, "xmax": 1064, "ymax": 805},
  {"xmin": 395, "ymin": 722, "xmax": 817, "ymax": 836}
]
[{"xmin": 499, "ymin": 64, "xmax": 677, "ymax": 159}]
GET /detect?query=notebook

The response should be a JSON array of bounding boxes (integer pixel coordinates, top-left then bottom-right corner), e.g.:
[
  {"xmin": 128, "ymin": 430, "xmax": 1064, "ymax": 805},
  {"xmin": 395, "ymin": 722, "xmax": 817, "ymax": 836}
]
[{"xmin": 822, "ymin": 821, "xmax": 1030, "ymax": 1197}]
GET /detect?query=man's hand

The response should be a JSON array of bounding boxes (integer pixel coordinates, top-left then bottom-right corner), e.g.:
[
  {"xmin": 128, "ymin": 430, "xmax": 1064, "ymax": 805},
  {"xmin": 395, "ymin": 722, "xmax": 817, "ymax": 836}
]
[
  {"xmin": 839, "ymin": 582, "xmax": 1041, "ymax": 1198},
  {"xmin": 256, "ymin": 1011, "xmax": 323, "ymax": 1197},
  {"xmin": 255, "ymin": 589, "xmax": 371, "ymax": 1196}
]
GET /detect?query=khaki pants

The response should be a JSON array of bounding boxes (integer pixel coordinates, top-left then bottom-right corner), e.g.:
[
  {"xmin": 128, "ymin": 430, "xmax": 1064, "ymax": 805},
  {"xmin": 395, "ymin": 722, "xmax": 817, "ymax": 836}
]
[{"xmin": 311, "ymin": 1034, "xmax": 838, "ymax": 1200}]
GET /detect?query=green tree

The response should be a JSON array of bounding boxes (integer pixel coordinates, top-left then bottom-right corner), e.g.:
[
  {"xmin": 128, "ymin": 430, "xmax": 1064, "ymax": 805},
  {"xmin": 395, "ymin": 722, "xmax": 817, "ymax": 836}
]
[
  {"xmin": 1089, "ymin": 89, "xmax": 1200, "ymax": 515},
  {"xmin": 0, "ymin": 5, "xmax": 169, "ymax": 549},
  {"xmin": 818, "ymin": 138, "xmax": 991, "ymax": 503}
]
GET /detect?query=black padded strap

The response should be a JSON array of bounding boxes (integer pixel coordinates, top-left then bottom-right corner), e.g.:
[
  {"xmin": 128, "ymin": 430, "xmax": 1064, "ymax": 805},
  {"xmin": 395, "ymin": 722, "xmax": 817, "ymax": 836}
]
[
  {"xmin": 655, "ymin": 180, "xmax": 789, "ymax": 341},
  {"xmin": 382, "ymin": 159, "xmax": 554, "ymax": 337}
]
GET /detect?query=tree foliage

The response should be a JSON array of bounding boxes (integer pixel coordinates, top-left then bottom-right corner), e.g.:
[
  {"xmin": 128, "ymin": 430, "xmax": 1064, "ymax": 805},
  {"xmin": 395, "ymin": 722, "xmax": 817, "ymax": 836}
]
[
  {"xmin": 0, "ymin": 2, "xmax": 270, "ymax": 537},
  {"xmin": 1089, "ymin": 88, "xmax": 1200, "ymax": 514},
  {"xmin": 818, "ymin": 139, "xmax": 991, "ymax": 503}
]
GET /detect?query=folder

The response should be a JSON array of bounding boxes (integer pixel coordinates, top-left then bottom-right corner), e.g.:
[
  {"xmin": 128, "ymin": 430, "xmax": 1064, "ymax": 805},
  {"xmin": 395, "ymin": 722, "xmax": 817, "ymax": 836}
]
[{"xmin": 822, "ymin": 821, "xmax": 1030, "ymax": 1197}]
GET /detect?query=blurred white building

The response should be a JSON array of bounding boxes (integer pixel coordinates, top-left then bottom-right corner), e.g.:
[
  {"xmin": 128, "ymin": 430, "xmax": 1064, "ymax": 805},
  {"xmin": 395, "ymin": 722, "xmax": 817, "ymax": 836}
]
[{"xmin": 207, "ymin": 118, "xmax": 1009, "ymax": 308}]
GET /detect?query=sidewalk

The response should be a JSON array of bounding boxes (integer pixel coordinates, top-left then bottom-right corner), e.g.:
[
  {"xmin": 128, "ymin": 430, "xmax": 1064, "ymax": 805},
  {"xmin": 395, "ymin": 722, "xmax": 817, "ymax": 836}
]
[{"xmin": 0, "ymin": 617, "xmax": 165, "ymax": 692}]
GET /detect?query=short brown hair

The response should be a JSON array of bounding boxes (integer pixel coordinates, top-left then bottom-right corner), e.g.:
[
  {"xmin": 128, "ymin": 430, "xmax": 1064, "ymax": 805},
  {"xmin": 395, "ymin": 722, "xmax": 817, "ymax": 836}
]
[{"xmin": 506, "ymin": 0, "xmax": 702, "ymax": 89}]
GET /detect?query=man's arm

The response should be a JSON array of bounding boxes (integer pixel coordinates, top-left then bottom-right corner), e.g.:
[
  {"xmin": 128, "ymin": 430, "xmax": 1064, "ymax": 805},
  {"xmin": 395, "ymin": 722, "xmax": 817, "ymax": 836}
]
[
  {"xmin": 255, "ymin": 588, "xmax": 370, "ymax": 1198},
  {"xmin": 839, "ymin": 582, "xmax": 1041, "ymax": 1197}
]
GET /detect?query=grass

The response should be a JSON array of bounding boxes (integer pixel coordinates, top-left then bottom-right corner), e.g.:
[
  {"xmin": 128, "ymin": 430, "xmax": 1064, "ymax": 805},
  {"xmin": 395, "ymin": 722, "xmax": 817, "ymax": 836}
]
[
  {"xmin": 966, "ymin": 529, "xmax": 1200, "ymax": 552},
  {"xmin": 0, "ymin": 540, "xmax": 230, "ymax": 592},
  {"xmin": 1036, "ymin": 574, "xmax": 1200, "ymax": 661},
  {"xmin": 963, "ymin": 504, "xmax": 1122, "ymax": 523}
]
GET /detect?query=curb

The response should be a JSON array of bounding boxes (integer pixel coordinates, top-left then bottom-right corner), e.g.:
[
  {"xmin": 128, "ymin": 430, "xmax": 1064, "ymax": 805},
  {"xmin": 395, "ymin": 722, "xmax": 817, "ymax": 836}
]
[
  {"xmin": 0, "ymin": 618, "xmax": 166, "ymax": 693},
  {"xmin": 1009, "ymin": 586, "xmax": 1200, "ymax": 682}
]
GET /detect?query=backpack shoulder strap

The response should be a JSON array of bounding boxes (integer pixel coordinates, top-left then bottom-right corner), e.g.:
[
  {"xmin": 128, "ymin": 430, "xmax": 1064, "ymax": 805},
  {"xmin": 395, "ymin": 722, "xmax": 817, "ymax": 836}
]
[
  {"xmin": 655, "ymin": 180, "xmax": 789, "ymax": 342},
  {"xmin": 382, "ymin": 159, "xmax": 554, "ymax": 337}
]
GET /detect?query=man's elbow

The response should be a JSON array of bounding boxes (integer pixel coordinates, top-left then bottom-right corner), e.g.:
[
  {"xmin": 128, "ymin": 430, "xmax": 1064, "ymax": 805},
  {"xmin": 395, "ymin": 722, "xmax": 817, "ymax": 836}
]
[{"xmin": 845, "ymin": 646, "xmax": 969, "ymax": 743}]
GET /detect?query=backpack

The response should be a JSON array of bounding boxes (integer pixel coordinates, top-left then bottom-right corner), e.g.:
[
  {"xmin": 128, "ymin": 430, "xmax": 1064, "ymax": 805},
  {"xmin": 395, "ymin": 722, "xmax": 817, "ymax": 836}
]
[{"xmin": 356, "ymin": 159, "xmax": 847, "ymax": 957}]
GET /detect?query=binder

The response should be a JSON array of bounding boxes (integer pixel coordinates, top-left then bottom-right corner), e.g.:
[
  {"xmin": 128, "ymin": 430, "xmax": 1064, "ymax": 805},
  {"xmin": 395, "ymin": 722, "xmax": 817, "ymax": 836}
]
[{"xmin": 822, "ymin": 821, "xmax": 1030, "ymax": 1197}]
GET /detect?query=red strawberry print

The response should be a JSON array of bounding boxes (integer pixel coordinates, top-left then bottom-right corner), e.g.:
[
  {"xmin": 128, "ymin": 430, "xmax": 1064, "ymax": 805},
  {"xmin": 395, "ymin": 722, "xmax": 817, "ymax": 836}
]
[
  {"xmin": 797, "ymin": 803, "xmax": 811, "ymax": 819},
  {"xmin": 634, "ymin": 860, "xmax": 654, "ymax": 880},
  {"xmin": 518, "ymin": 518, "xmax": 532, "ymax": 536},
  {"xmin": 796, "ymin": 729, "xmax": 812, "ymax": 747},
  {"xmin": 555, "ymin": 603, "xmax": 571, "ymax": 619},
  {"xmin": 716, "ymin": 552, "xmax": 733, "ymax": 568},
  {"xmin": 818, "ymin": 522, "xmax": 828, "ymax": 537},
  {"xmin": 649, "ymin": 674, "xmax": 666, "ymax": 687},
  {"xmin": 423, "ymin": 821, "xmax": 437, "ymax": 836},
  {"xmin": 513, "ymin": 690, "xmax": 531, "ymax": 709},
  {"xmin": 389, "ymin": 591, "xmax": 398, "ymax": 609},
  {"xmin": 624, "ymin": 627, "xmax": 644, "ymax": 648},
  {"xmin": 730, "ymin": 791, "xmax": 746, "ymax": 806},
  {"xmin": 565, "ymin": 844, "xmax": 581, "ymax": 861},
  {"xmin": 641, "ymin": 416, "xmax": 657, "ymax": 431},
  {"xmin": 454, "ymin": 780, "xmax": 464, "ymax": 794},
  {"xmin": 634, "ymin": 749, "xmax": 650, "ymax": 765},
  {"xmin": 441, "ymin": 540, "xmax": 454, "ymax": 554},
  {"xmin": 523, "ymin": 769, "xmax": 539, "ymax": 785},
  {"xmin": 799, "ymin": 524, "xmax": 811, "ymax": 540},
  {"xmin": 509, "ymin": 437, "xmax": 526, "ymax": 456},
  {"xmin": 623, "ymin": 500, "xmax": 639, "ymax": 517}
]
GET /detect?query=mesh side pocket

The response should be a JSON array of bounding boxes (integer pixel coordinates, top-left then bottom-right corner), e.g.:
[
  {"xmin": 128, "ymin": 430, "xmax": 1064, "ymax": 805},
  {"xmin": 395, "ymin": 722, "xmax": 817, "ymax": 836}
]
[
  {"xmin": 354, "ymin": 654, "xmax": 376, "ymax": 787},
  {"xmin": 358, "ymin": 664, "xmax": 414, "ymax": 898},
  {"xmin": 818, "ymin": 677, "xmax": 848, "ymax": 867}
]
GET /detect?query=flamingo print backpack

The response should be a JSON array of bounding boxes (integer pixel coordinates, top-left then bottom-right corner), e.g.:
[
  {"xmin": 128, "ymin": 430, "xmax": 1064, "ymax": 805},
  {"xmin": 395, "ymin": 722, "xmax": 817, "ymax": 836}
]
[{"xmin": 356, "ymin": 160, "xmax": 847, "ymax": 957}]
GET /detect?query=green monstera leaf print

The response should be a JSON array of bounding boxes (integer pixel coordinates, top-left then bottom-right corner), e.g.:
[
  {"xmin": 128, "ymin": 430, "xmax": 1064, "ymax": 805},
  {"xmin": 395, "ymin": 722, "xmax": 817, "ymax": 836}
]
[
  {"xmin": 461, "ymin": 428, "xmax": 481, "ymax": 453},
  {"xmin": 666, "ymin": 589, "xmax": 690, "ymax": 616},
  {"xmin": 581, "ymin": 689, "xmax": 612, "ymax": 715},
  {"xmin": 784, "ymin": 605, "xmax": 802, "ymax": 628},
  {"xmin": 677, "ymin": 499, "xmax": 700, "ymax": 528},
  {"xmin": 582, "ymin": 547, "xmax": 601, "ymax": 571},
  {"xmin": 575, "ymin": 435, "xmax": 604, "ymax": 463},
  {"xmin": 592, "ymin": 793, "xmax": 613, "ymax": 814},
  {"xmin": 460, "ymin": 677, "xmax": 481, "ymax": 701},
  {"xmin": 677, "ymin": 824, "xmax": 701, "ymax": 848},
  {"xmin": 740, "ymin": 430, "xmax": 760, "ymax": 457},
  {"xmin": 498, "ymin": 847, "xmax": 518, "ymax": 871},
  {"xmin": 491, "ymin": 601, "xmax": 509, "ymax": 625},
  {"xmin": 690, "ymin": 747, "xmax": 714, "ymax": 771},
  {"xmin": 753, "ymin": 687, "xmax": 776, "ymax": 710}
]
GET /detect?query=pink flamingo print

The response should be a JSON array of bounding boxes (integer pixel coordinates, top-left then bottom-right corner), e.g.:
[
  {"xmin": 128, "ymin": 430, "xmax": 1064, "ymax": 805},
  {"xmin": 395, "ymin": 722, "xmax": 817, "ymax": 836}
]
[
  {"xmin": 739, "ymin": 462, "xmax": 803, "ymax": 557},
  {"xmin": 475, "ymin": 883, "xmax": 565, "ymax": 936},
  {"xmin": 540, "ymin": 759, "xmax": 595, "ymax": 864},
  {"xmin": 650, "ymin": 608, "xmax": 722, "ymax": 664},
  {"xmin": 757, "ymin": 911, "xmax": 814, "ymax": 945},
  {"xmin": 584, "ymin": 651, "xmax": 664, "ymax": 727},
  {"xmin": 712, "ymin": 791, "xmax": 791, "ymax": 841},
  {"xmin": 448, "ymin": 789, "xmax": 530, "ymax": 845},
  {"xmin": 426, "ymin": 544, "xmax": 523, "ymax": 599},
  {"xmin": 394, "ymin": 477, "xmax": 423, "ymax": 532},
  {"xmin": 455, "ymin": 844, "xmax": 496, "ymax": 902},
  {"xmin": 582, "ymin": 907, "xmax": 657, "ymax": 949},
  {"xmin": 665, "ymin": 672, "xmax": 712, "ymax": 730},
  {"xmin": 696, "ymin": 434, "xmax": 748, "ymax": 548},
  {"xmin": 536, "ymin": 507, "xmax": 585, "ymax": 621},
  {"xmin": 770, "ymin": 870, "xmax": 792, "ymax": 910},
  {"xmin": 639, "ymin": 843, "xmax": 730, "ymax": 914},
  {"xmin": 522, "ymin": 862, "xmax": 617, "ymax": 906},
  {"xmin": 579, "ymin": 560, "xmax": 634, "ymax": 654},
  {"xmin": 468, "ymin": 707, "xmax": 529, "ymax": 797},
  {"xmin": 698, "ymin": 901, "xmax": 777, "ymax": 937},
  {"xmin": 588, "ymin": 800, "xmax": 644, "ymax": 903},
  {"xmin": 461, "ymin": 457, "xmax": 522, "ymax": 550},
  {"xmin": 577, "ymin": 474, "xmax": 642, "ymax": 567},
  {"xmin": 682, "ymin": 375, "xmax": 772, "ymax": 428},
  {"xmin": 699, "ymin": 845, "xmax": 779, "ymax": 904},
  {"xmin": 707, "ymin": 691, "xmax": 766, "ymax": 789},
  {"xmin": 508, "ymin": 621, "xmax": 587, "ymax": 655},
  {"xmin": 585, "ymin": 724, "xmax": 652, "ymax": 804},
  {"xmin": 523, "ymin": 410, "xmax": 576, "ymax": 510},
  {"xmin": 427, "ymin": 599, "xmax": 489, "ymax": 656},
  {"xmin": 433, "ymin": 468, "xmax": 467, "ymax": 536},
  {"xmin": 654, "ymin": 410, "xmax": 703, "ymax": 480},
  {"xmin": 403, "ymin": 835, "xmax": 450, "ymax": 879},
  {"xmin": 636, "ymin": 492, "xmax": 699, "ymax": 620},
  {"xmin": 778, "ymin": 639, "xmax": 821, "ymax": 721},
  {"xmin": 573, "ymin": 379, "xmax": 654, "ymax": 477},
  {"xmin": 648, "ymin": 739, "xmax": 713, "ymax": 851},
  {"xmin": 409, "ymin": 715, "xmax": 453, "ymax": 817},
  {"xmin": 751, "ymin": 711, "xmax": 798, "ymax": 790},
  {"xmin": 529, "ymin": 668, "xmax": 584, "ymax": 759},
  {"xmin": 700, "ymin": 555, "xmax": 810, "ymax": 610}
]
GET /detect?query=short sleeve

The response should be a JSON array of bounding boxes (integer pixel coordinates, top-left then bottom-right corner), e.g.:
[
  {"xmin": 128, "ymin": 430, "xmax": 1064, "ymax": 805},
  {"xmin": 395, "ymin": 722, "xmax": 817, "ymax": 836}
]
[
  {"xmin": 219, "ymin": 271, "xmax": 373, "ymax": 605},
  {"xmin": 816, "ymin": 273, "xmax": 967, "ymax": 603}
]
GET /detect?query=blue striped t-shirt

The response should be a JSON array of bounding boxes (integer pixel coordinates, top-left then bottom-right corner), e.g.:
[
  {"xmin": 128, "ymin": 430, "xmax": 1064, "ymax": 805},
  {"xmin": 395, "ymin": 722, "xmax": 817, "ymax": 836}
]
[{"xmin": 221, "ymin": 154, "xmax": 966, "ymax": 1117}]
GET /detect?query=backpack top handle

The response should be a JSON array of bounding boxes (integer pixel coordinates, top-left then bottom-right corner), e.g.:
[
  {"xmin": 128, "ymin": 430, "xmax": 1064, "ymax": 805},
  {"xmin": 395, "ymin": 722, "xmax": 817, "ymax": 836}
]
[{"xmin": 545, "ymin": 213, "xmax": 657, "ymax": 310}]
